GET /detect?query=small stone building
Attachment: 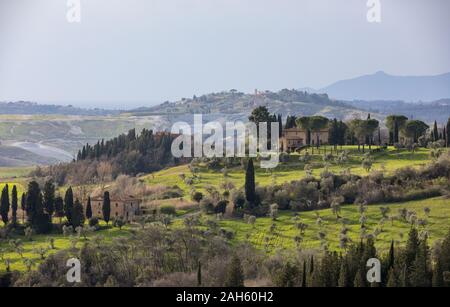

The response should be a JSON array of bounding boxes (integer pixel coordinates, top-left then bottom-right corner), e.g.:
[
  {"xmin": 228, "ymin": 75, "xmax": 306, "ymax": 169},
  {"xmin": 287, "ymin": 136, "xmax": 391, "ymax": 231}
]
[
  {"xmin": 281, "ymin": 127, "xmax": 329, "ymax": 152},
  {"xmin": 89, "ymin": 196, "xmax": 141, "ymax": 222}
]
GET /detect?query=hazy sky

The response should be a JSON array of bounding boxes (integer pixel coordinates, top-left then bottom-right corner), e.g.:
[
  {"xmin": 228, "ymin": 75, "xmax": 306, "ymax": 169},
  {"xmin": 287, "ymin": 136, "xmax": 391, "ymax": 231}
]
[{"xmin": 1, "ymin": 0, "xmax": 449, "ymax": 108}]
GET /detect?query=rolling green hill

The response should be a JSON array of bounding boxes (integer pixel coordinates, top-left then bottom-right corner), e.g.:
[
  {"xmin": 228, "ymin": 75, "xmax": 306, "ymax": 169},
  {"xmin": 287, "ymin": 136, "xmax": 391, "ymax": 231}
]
[
  {"xmin": 218, "ymin": 197, "xmax": 450, "ymax": 253},
  {"xmin": 144, "ymin": 146, "xmax": 432, "ymax": 197}
]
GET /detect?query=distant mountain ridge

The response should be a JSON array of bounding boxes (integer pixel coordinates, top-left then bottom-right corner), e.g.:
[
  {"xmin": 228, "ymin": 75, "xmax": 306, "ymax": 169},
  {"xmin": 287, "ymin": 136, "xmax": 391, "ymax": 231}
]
[
  {"xmin": 315, "ymin": 71, "xmax": 450, "ymax": 102},
  {"xmin": 0, "ymin": 101, "xmax": 118, "ymax": 116}
]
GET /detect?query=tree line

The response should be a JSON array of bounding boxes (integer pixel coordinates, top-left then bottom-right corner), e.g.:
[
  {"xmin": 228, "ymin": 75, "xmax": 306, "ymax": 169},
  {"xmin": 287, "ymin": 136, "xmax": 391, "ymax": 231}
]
[
  {"xmin": 251, "ymin": 106, "xmax": 450, "ymax": 151},
  {"xmin": 0, "ymin": 181, "xmax": 114, "ymax": 234}
]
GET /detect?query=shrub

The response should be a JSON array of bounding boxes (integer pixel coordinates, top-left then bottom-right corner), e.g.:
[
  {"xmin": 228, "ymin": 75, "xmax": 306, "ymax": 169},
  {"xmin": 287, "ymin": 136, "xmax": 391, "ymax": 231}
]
[
  {"xmin": 215, "ymin": 200, "xmax": 228, "ymax": 214},
  {"xmin": 191, "ymin": 191, "xmax": 204, "ymax": 203},
  {"xmin": 88, "ymin": 217, "xmax": 99, "ymax": 229},
  {"xmin": 161, "ymin": 190, "xmax": 183, "ymax": 199},
  {"xmin": 160, "ymin": 205, "xmax": 176, "ymax": 216},
  {"xmin": 232, "ymin": 191, "xmax": 246, "ymax": 210},
  {"xmin": 200, "ymin": 198, "xmax": 215, "ymax": 214}
]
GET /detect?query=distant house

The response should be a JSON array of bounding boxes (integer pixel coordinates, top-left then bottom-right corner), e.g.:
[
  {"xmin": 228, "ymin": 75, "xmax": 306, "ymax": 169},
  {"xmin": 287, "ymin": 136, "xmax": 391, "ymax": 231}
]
[
  {"xmin": 281, "ymin": 127, "xmax": 329, "ymax": 152},
  {"xmin": 89, "ymin": 196, "xmax": 141, "ymax": 222}
]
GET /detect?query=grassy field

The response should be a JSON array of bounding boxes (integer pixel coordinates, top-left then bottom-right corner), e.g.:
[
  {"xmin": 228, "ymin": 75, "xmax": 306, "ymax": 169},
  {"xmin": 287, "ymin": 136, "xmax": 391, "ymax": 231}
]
[
  {"xmin": 0, "ymin": 167, "xmax": 33, "ymax": 179},
  {"xmin": 218, "ymin": 197, "xmax": 450, "ymax": 254},
  {"xmin": 143, "ymin": 146, "xmax": 432, "ymax": 196},
  {"xmin": 0, "ymin": 224, "xmax": 133, "ymax": 272}
]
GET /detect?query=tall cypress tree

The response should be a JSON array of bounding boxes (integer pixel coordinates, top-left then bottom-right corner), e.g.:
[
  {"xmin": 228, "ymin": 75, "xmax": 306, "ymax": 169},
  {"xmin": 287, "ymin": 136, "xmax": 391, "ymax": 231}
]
[
  {"xmin": 405, "ymin": 228, "xmax": 419, "ymax": 269},
  {"xmin": 245, "ymin": 158, "xmax": 256, "ymax": 204},
  {"xmin": 197, "ymin": 261, "xmax": 202, "ymax": 287},
  {"xmin": 26, "ymin": 181, "xmax": 51, "ymax": 233},
  {"xmin": 410, "ymin": 238, "xmax": 431, "ymax": 287},
  {"xmin": 277, "ymin": 114, "xmax": 283, "ymax": 138},
  {"xmin": 26, "ymin": 181, "xmax": 40, "ymax": 223},
  {"xmin": 86, "ymin": 196, "xmax": 93, "ymax": 219},
  {"xmin": 71, "ymin": 199, "xmax": 85, "ymax": 228},
  {"xmin": 102, "ymin": 191, "xmax": 111, "ymax": 224},
  {"xmin": 433, "ymin": 120, "xmax": 439, "ymax": 142},
  {"xmin": 301, "ymin": 260, "xmax": 307, "ymax": 287},
  {"xmin": 64, "ymin": 187, "xmax": 74, "ymax": 225},
  {"xmin": 54, "ymin": 196, "xmax": 64, "ymax": 224},
  {"xmin": 446, "ymin": 118, "xmax": 450, "ymax": 147},
  {"xmin": 0, "ymin": 184, "xmax": 10, "ymax": 225},
  {"xmin": 43, "ymin": 180, "xmax": 55, "ymax": 217},
  {"xmin": 21, "ymin": 192, "xmax": 26, "ymax": 223},
  {"xmin": 393, "ymin": 120, "xmax": 399, "ymax": 143},
  {"xmin": 11, "ymin": 185, "xmax": 18, "ymax": 226},
  {"xmin": 388, "ymin": 240, "xmax": 395, "ymax": 269}
]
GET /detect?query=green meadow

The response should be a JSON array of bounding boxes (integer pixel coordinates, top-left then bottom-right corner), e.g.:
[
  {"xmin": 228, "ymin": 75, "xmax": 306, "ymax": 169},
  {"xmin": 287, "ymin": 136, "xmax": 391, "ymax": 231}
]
[
  {"xmin": 0, "ymin": 224, "xmax": 132, "ymax": 272},
  {"xmin": 144, "ymin": 146, "xmax": 432, "ymax": 196},
  {"xmin": 218, "ymin": 197, "xmax": 450, "ymax": 254}
]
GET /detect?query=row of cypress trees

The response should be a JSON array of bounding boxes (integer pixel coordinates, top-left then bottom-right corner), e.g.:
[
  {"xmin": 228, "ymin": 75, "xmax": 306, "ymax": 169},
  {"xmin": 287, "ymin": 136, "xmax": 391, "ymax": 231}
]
[{"xmin": 0, "ymin": 181, "xmax": 112, "ymax": 234}]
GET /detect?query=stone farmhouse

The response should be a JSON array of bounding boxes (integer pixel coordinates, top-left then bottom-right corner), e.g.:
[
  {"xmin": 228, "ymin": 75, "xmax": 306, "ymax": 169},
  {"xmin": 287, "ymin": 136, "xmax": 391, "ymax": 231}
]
[
  {"xmin": 89, "ymin": 196, "xmax": 141, "ymax": 222},
  {"xmin": 280, "ymin": 127, "xmax": 329, "ymax": 152}
]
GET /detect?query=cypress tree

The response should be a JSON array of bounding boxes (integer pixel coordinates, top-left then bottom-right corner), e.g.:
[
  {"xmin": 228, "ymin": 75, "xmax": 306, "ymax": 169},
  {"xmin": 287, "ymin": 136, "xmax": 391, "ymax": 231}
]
[
  {"xmin": 309, "ymin": 256, "xmax": 314, "ymax": 276},
  {"xmin": 410, "ymin": 238, "xmax": 431, "ymax": 287},
  {"xmin": 102, "ymin": 191, "xmax": 111, "ymax": 224},
  {"xmin": 378, "ymin": 127, "xmax": 382, "ymax": 146},
  {"xmin": 71, "ymin": 199, "xmax": 85, "ymax": 228},
  {"xmin": 405, "ymin": 228, "xmax": 419, "ymax": 269},
  {"xmin": 245, "ymin": 158, "xmax": 256, "ymax": 204},
  {"xmin": 26, "ymin": 181, "xmax": 40, "ymax": 223},
  {"xmin": 35, "ymin": 192, "xmax": 52, "ymax": 233},
  {"xmin": 224, "ymin": 255, "xmax": 244, "ymax": 287},
  {"xmin": 443, "ymin": 126, "xmax": 447, "ymax": 146},
  {"xmin": 54, "ymin": 196, "xmax": 64, "ymax": 224},
  {"xmin": 64, "ymin": 187, "xmax": 74, "ymax": 225},
  {"xmin": 301, "ymin": 260, "xmax": 307, "ymax": 287},
  {"xmin": 26, "ymin": 181, "xmax": 52, "ymax": 234},
  {"xmin": 277, "ymin": 114, "xmax": 283, "ymax": 138},
  {"xmin": 197, "ymin": 261, "xmax": 202, "ymax": 286},
  {"xmin": 388, "ymin": 240, "xmax": 395, "ymax": 269},
  {"xmin": 0, "ymin": 184, "xmax": 10, "ymax": 225},
  {"xmin": 394, "ymin": 120, "xmax": 399, "ymax": 143},
  {"xmin": 433, "ymin": 120, "xmax": 439, "ymax": 142},
  {"xmin": 446, "ymin": 118, "xmax": 450, "ymax": 147},
  {"xmin": 43, "ymin": 180, "xmax": 55, "ymax": 217},
  {"xmin": 21, "ymin": 193, "xmax": 26, "ymax": 223},
  {"xmin": 11, "ymin": 186, "xmax": 18, "ymax": 226},
  {"xmin": 86, "ymin": 196, "xmax": 93, "ymax": 219}
]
